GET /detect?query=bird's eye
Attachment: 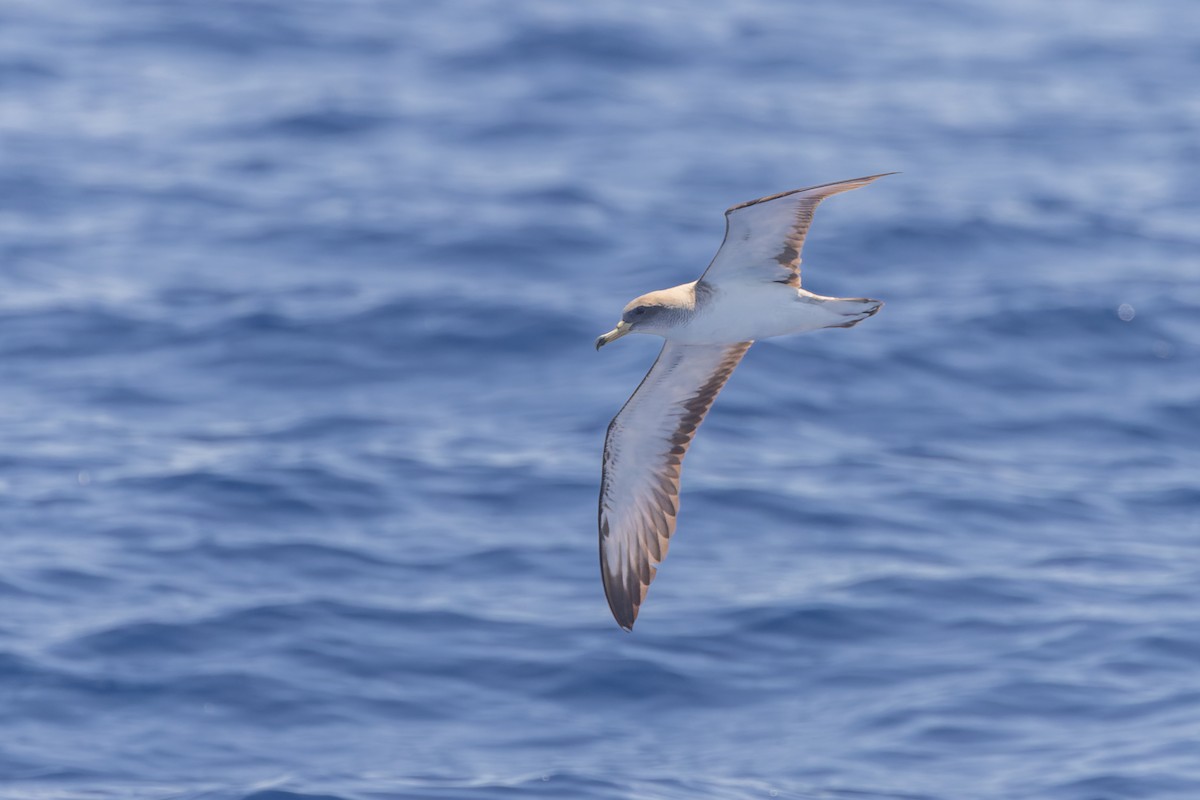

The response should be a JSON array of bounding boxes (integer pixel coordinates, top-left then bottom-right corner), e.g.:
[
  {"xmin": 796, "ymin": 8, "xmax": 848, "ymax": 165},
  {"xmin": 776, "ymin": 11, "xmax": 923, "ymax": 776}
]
[{"xmin": 633, "ymin": 307, "xmax": 646, "ymax": 316}]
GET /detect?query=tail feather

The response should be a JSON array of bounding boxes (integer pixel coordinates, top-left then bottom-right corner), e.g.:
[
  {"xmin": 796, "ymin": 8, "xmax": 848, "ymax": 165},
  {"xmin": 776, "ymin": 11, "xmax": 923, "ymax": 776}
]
[{"xmin": 822, "ymin": 297, "xmax": 883, "ymax": 329}]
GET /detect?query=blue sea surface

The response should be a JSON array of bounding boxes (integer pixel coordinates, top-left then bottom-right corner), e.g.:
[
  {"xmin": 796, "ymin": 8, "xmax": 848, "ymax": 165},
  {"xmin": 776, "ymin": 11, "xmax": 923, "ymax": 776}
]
[{"xmin": 2, "ymin": 1, "xmax": 1200, "ymax": 798}]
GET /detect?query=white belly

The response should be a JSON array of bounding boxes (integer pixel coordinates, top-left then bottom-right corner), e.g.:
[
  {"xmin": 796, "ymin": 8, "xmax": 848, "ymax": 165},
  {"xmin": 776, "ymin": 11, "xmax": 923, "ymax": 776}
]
[{"xmin": 665, "ymin": 284, "xmax": 838, "ymax": 344}]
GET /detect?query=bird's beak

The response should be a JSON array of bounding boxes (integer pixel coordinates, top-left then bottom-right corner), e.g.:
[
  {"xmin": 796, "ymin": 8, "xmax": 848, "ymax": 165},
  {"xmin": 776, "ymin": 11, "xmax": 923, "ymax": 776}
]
[{"xmin": 595, "ymin": 320, "xmax": 632, "ymax": 350}]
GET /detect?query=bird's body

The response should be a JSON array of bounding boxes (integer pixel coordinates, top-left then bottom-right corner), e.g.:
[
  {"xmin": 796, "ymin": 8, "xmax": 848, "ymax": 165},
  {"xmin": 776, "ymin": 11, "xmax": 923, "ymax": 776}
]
[
  {"xmin": 631, "ymin": 280, "xmax": 880, "ymax": 344},
  {"xmin": 595, "ymin": 173, "xmax": 893, "ymax": 630}
]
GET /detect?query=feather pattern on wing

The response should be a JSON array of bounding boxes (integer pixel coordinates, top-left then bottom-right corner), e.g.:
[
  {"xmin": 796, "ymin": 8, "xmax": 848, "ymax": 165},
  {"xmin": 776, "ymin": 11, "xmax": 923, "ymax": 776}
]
[
  {"xmin": 598, "ymin": 340, "xmax": 752, "ymax": 630},
  {"xmin": 699, "ymin": 173, "xmax": 896, "ymax": 289}
]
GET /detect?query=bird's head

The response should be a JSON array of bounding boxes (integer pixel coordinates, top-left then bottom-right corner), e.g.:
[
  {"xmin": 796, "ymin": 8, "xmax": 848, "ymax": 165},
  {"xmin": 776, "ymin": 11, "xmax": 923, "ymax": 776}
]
[{"xmin": 595, "ymin": 290, "xmax": 688, "ymax": 350}]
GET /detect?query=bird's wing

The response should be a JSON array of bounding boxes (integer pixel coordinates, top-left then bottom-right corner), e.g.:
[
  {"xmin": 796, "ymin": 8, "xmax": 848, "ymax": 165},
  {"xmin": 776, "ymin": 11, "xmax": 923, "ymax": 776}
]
[
  {"xmin": 699, "ymin": 173, "xmax": 896, "ymax": 289},
  {"xmin": 599, "ymin": 340, "xmax": 752, "ymax": 630}
]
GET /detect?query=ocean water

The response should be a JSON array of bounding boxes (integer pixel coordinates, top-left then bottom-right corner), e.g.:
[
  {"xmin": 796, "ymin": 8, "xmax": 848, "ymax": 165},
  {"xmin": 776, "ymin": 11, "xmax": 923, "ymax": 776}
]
[{"xmin": 2, "ymin": 1, "xmax": 1199, "ymax": 798}]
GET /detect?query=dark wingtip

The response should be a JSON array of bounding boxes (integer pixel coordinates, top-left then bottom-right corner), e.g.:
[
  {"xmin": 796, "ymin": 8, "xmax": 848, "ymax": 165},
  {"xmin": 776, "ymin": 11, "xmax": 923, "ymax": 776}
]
[
  {"xmin": 726, "ymin": 171, "xmax": 899, "ymax": 214},
  {"xmin": 605, "ymin": 587, "xmax": 639, "ymax": 631},
  {"xmin": 610, "ymin": 602, "xmax": 638, "ymax": 631}
]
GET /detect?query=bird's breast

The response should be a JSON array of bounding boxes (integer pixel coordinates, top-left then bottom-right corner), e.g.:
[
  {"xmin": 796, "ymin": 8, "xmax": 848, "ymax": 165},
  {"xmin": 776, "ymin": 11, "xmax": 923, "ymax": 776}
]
[{"xmin": 667, "ymin": 283, "xmax": 814, "ymax": 344}]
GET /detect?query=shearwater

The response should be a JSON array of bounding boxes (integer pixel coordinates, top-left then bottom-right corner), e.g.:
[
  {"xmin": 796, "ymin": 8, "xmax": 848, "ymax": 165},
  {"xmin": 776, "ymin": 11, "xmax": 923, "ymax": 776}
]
[{"xmin": 595, "ymin": 173, "xmax": 894, "ymax": 630}]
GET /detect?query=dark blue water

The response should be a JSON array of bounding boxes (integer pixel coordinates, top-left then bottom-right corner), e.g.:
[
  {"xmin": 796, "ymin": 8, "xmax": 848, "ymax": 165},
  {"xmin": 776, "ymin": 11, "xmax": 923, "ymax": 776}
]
[{"xmin": 3, "ymin": 1, "xmax": 1199, "ymax": 798}]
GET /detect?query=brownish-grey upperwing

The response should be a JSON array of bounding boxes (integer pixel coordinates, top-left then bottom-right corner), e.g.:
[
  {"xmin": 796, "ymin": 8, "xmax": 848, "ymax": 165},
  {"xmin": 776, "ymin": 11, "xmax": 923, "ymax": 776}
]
[
  {"xmin": 599, "ymin": 341, "xmax": 752, "ymax": 630},
  {"xmin": 700, "ymin": 173, "xmax": 896, "ymax": 289}
]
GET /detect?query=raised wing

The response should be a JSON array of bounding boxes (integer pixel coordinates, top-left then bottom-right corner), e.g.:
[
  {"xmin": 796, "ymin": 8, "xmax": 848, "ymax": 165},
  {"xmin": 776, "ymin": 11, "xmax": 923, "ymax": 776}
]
[
  {"xmin": 700, "ymin": 173, "xmax": 896, "ymax": 289},
  {"xmin": 599, "ymin": 340, "xmax": 752, "ymax": 630}
]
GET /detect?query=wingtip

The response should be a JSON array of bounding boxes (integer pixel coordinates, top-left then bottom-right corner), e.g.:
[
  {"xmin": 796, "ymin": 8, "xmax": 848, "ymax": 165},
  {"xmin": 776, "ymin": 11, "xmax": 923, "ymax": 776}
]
[
  {"xmin": 610, "ymin": 603, "xmax": 638, "ymax": 631},
  {"xmin": 847, "ymin": 171, "xmax": 900, "ymax": 183},
  {"xmin": 605, "ymin": 591, "xmax": 640, "ymax": 631},
  {"xmin": 726, "ymin": 171, "xmax": 899, "ymax": 213}
]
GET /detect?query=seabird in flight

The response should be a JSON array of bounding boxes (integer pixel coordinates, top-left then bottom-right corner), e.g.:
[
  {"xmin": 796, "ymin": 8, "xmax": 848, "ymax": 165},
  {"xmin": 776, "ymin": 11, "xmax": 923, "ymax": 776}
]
[{"xmin": 595, "ymin": 173, "xmax": 894, "ymax": 630}]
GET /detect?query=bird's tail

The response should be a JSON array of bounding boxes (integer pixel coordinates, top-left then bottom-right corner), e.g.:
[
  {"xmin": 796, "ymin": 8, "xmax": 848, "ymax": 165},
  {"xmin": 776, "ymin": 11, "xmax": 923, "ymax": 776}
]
[{"xmin": 819, "ymin": 297, "xmax": 883, "ymax": 329}]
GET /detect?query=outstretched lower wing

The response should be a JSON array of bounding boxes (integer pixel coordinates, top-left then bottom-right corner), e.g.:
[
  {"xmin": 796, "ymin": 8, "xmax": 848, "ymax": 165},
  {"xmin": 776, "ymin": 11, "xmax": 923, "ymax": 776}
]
[
  {"xmin": 700, "ymin": 173, "xmax": 896, "ymax": 289},
  {"xmin": 599, "ymin": 340, "xmax": 752, "ymax": 630}
]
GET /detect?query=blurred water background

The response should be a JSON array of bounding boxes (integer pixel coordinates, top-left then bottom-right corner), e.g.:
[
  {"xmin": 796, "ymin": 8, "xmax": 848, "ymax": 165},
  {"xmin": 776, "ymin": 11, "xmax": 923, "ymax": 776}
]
[{"xmin": 2, "ymin": 1, "xmax": 1199, "ymax": 798}]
